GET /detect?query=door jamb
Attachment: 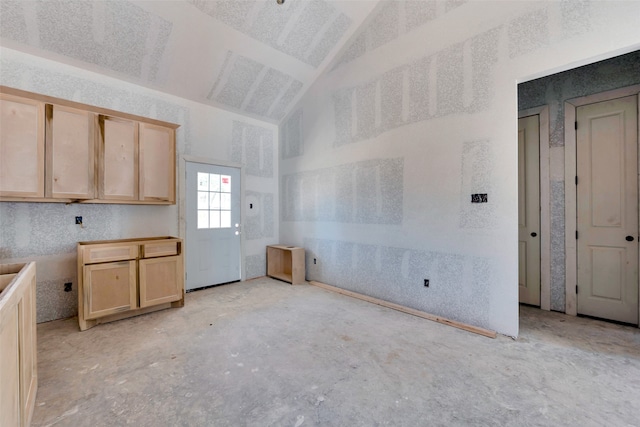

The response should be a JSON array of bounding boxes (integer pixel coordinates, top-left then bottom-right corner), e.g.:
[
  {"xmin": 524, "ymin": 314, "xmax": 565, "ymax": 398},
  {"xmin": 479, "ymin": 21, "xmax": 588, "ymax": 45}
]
[
  {"xmin": 180, "ymin": 155, "xmax": 246, "ymax": 282},
  {"xmin": 519, "ymin": 106, "xmax": 551, "ymax": 311},
  {"xmin": 564, "ymin": 84, "xmax": 640, "ymax": 320}
]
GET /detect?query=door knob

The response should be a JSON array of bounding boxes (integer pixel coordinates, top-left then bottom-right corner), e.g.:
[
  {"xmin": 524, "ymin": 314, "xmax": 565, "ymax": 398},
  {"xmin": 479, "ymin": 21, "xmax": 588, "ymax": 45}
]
[
  {"xmin": 530, "ymin": 232, "xmax": 537, "ymax": 237},
  {"xmin": 626, "ymin": 235, "xmax": 634, "ymax": 242}
]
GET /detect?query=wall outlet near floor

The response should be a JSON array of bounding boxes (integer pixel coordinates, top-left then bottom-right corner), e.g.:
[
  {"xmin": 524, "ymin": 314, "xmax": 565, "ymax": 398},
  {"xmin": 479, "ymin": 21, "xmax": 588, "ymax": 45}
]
[
  {"xmin": 313, "ymin": 258, "xmax": 317, "ymax": 265},
  {"xmin": 64, "ymin": 282, "xmax": 72, "ymax": 292},
  {"xmin": 424, "ymin": 279, "xmax": 429, "ymax": 287},
  {"xmin": 75, "ymin": 216, "xmax": 83, "ymax": 225}
]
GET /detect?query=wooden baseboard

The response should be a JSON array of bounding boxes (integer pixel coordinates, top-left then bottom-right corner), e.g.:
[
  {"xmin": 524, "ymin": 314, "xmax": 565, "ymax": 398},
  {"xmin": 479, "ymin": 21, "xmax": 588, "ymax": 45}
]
[{"xmin": 309, "ymin": 281, "xmax": 497, "ymax": 339}]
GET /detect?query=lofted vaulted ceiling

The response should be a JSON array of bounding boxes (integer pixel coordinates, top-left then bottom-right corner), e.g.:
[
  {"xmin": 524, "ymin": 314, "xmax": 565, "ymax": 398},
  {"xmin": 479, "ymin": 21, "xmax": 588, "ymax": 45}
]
[{"xmin": 0, "ymin": 0, "xmax": 377, "ymax": 123}]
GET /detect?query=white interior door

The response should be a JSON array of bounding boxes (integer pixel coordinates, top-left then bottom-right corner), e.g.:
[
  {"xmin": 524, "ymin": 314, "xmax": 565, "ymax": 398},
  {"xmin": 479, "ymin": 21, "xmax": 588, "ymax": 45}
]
[
  {"xmin": 186, "ymin": 161, "xmax": 241, "ymax": 290},
  {"xmin": 518, "ymin": 114, "xmax": 541, "ymax": 306},
  {"xmin": 577, "ymin": 94, "xmax": 638, "ymax": 324}
]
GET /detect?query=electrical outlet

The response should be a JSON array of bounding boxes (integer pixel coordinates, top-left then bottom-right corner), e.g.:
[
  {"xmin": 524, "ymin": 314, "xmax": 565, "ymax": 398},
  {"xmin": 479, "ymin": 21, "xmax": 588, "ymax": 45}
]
[
  {"xmin": 313, "ymin": 258, "xmax": 317, "ymax": 265},
  {"xmin": 75, "ymin": 216, "xmax": 83, "ymax": 225},
  {"xmin": 424, "ymin": 279, "xmax": 429, "ymax": 287},
  {"xmin": 64, "ymin": 282, "xmax": 72, "ymax": 292},
  {"xmin": 471, "ymin": 194, "xmax": 488, "ymax": 203}
]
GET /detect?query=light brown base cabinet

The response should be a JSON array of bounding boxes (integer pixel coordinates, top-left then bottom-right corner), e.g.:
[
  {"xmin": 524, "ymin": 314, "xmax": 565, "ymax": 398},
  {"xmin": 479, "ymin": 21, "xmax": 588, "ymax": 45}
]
[
  {"xmin": 267, "ymin": 245, "xmax": 306, "ymax": 285},
  {"xmin": 0, "ymin": 262, "xmax": 38, "ymax": 427},
  {"xmin": 78, "ymin": 237, "xmax": 184, "ymax": 331}
]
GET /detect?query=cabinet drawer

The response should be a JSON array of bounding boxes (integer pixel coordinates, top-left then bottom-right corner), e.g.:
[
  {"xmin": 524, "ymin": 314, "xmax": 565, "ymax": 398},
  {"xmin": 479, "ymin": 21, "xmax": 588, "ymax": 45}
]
[
  {"xmin": 142, "ymin": 240, "xmax": 179, "ymax": 258},
  {"xmin": 83, "ymin": 244, "xmax": 138, "ymax": 264}
]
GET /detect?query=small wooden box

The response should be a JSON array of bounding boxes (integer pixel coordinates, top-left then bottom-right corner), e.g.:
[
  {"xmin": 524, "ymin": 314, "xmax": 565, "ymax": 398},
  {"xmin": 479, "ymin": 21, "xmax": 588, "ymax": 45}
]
[{"xmin": 266, "ymin": 245, "xmax": 305, "ymax": 285}]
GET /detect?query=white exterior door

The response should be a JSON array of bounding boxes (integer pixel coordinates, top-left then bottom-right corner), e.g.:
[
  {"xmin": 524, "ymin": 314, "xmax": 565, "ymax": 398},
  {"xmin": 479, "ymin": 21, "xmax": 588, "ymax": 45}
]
[
  {"xmin": 518, "ymin": 114, "xmax": 541, "ymax": 306},
  {"xmin": 576, "ymin": 95, "xmax": 638, "ymax": 324},
  {"xmin": 186, "ymin": 161, "xmax": 241, "ymax": 290}
]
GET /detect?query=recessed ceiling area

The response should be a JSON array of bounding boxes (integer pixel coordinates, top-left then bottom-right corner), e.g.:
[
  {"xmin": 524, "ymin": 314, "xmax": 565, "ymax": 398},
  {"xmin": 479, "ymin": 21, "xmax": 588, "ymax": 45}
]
[{"xmin": 0, "ymin": 0, "xmax": 377, "ymax": 123}]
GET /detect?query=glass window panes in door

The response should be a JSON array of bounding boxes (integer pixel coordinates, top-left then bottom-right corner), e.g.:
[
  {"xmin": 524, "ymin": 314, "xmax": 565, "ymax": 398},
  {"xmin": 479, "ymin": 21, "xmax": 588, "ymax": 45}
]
[{"xmin": 197, "ymin": 173, "xmax": 232, "ymax": 229}]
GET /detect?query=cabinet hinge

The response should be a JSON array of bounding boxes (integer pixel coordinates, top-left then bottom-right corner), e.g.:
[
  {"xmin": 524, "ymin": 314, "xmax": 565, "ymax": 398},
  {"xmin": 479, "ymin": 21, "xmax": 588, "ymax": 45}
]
[
  {"xmin": 576, "ymin": 230, "xmax": 579, "ymax": 239},
  {"xmin": 575, "ymin": 121, "xmax": 578, "ymax": 130},
  {"xmin": 576, "ymin": 285, "xmax": 578, "ymax": 294},
  {"xmin": 575, "ymin": 176, "xmax": 578, "ymax": 185}
]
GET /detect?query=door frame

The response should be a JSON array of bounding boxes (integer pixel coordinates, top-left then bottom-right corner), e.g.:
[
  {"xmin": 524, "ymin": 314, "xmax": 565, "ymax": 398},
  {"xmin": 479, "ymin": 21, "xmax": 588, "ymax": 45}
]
[
  {"xmin": 564, "ymin": 84, "xmax": 640, "ymax": 322},
  {"xmin": 179, "ymin": 155, "xmax": 247, "ymax": 283},
  {"xmin": 518, "ymin": 106, "xmax": 551, "ymax": 311}
]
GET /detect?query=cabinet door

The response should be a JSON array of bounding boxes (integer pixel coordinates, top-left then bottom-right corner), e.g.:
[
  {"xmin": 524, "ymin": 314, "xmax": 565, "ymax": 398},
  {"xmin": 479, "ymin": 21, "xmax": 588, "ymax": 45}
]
[
  {"xmin": 139, "ymin": 255, "xmax": 183, "ymax": 308},
  {"xmin": 0, "ymin": 306, "xmax": 21, "ymax": 427},
  {"xmin": 0, "ymin": 94, "xmax": 44, "ymax": 198},
  {"xmin": 46, "ymin": 105, "xmax": 95, "ymax": 199},
  {"xmin": 83, "ymin": 260, "xmax": 137, "ymax": 320},
  {"xmin": 139, "ymin": 122, "xmax": 175, "ymax": 203},
  {"xmin": 99, "ymin": 116, "xmax": 138, "ymax": 201},
  {"xmin": 18, "ymin": 275, "xmax": 37, "ymax": 427}
]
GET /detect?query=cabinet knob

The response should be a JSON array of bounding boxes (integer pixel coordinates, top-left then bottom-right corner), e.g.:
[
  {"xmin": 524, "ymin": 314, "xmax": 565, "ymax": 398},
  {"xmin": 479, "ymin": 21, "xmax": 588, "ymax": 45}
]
[
  {"xmin": 530, "ymin": 232, "xmax": 537, "ymax": 237},
  {"xmin": 626, "ymin": 235, "xmax": 634, "ymax": 242}
]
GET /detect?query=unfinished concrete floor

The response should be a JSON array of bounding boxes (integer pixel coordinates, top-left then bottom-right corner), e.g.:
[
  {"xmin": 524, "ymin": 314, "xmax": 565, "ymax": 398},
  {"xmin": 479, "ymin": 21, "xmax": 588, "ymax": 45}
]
[{"xmin": 32, "ymin": 277, "xmax": 640, "ymax": 427}]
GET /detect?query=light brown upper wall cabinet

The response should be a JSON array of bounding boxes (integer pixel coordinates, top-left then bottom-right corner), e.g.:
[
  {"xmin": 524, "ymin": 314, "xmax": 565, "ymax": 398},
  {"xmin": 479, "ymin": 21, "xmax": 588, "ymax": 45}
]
[
  {"xmin": 0, "ymin": 86, "xmax": 178, "ymax": 205},
  {"xmin": 46, "ymin": 104, "xmax": 95, "ymax": 200},
  {"xmin": 0, "ymin": 94, "xmax": 45, "ymax": 198},
  {"xmin": 139, "ymin": 123, "xmax": 175, "ymax": 203},
  {"xmin": 99, "ymin": 116, "xmax": 139, "ymax": 201}
]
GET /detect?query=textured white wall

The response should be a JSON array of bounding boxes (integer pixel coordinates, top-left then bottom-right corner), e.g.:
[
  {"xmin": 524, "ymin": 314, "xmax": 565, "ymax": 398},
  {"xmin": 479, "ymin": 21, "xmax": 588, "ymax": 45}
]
[
  {"xmin": 279, "ymin": 0, "xmax": 640, "ymax": 337},
  {"xmin": 0, "ymin": 47, "xmax": 279, "ymax": 323}
]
